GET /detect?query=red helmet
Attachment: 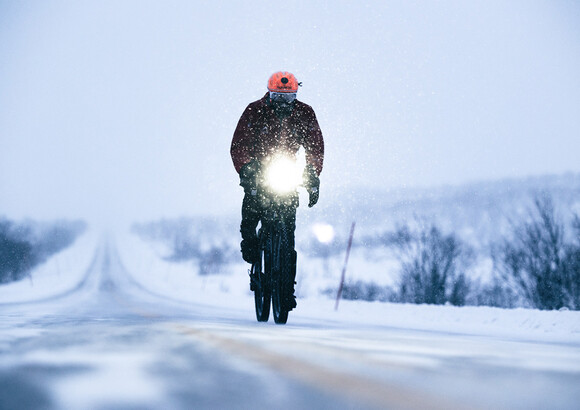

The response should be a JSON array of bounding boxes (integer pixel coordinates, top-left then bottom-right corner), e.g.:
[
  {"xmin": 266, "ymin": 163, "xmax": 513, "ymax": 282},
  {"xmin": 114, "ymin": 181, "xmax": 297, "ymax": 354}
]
[{"xmin": 267, "ymin": 71, "xmax": 300, "ymax": 93}]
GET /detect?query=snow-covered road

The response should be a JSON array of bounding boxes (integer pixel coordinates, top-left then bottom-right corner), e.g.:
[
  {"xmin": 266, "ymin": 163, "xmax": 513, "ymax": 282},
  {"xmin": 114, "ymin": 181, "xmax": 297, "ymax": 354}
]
[{"xmin": 1, "ymin": 237, "xmax": 579, "ymax": 409}]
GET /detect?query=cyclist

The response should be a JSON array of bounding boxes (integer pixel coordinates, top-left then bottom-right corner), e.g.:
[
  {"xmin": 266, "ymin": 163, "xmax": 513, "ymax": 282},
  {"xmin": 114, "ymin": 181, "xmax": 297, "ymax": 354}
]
[{"xmin": 230, "ymin": 71, "xmax": 324, "ymax": 303}]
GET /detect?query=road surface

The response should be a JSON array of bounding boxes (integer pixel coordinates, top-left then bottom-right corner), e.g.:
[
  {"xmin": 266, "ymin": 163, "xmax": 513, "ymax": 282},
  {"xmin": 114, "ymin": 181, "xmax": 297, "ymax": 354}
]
[{"xmin": 1, "ymin": 240, "xmax": 579, "ymax": 409}]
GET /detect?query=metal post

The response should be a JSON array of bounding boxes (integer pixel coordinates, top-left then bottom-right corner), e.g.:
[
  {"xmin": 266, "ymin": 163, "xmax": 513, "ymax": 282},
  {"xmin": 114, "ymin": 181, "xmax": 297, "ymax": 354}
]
[{"xmin": 335, "ymin": 222, "xmax": 356, "ymax": 311}]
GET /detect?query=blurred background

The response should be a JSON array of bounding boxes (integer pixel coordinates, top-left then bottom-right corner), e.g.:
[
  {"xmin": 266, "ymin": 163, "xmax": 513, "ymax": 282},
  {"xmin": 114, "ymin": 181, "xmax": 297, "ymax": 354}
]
[{"xmin": 1, "ymin": 0, "xmax": 579, "ymax": 227}]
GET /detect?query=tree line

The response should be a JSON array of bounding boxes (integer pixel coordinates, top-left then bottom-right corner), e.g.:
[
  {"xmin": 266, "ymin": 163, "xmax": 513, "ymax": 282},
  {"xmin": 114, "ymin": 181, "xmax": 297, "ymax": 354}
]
[
  {"xmin": 131, "ymin": 217, "xmax": 238, "ymax": 276},
  {"xmin": 0, "ymin": 218, "xmax": 86, "ymax": 284},
  {"xmin": 336, "ymin": 194, "xmax": 580, "ymax": 310}
]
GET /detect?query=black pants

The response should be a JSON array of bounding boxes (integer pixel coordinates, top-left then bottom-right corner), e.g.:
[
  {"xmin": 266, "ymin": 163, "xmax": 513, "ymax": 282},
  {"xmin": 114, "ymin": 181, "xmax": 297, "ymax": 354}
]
[{"xmin": 240, "ymin": 192, "xmax": 298, "ymax": 251}]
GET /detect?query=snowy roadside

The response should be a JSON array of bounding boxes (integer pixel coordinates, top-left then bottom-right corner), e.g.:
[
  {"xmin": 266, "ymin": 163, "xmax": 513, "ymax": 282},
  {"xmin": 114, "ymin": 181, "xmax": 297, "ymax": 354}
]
[
  {"xmin": 0, "ymin": 229, "xmax": 98, "ymax": 304},
  {"xmin": 117, "ymin": 231, "xmax": 580, "ymax": 344}
]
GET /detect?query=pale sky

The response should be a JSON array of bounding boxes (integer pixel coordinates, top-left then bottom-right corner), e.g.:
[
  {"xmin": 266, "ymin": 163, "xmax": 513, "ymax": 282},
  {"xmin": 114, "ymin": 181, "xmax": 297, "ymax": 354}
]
[{"xmin": 1, "ymin": 1, "xmax": 579, "ymax": 226}]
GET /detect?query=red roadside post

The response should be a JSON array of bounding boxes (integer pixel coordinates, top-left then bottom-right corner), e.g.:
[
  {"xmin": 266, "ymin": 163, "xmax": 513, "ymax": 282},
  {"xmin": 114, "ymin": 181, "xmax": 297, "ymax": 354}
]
[{"xmin": 335, "ymin": 222, "xmax": 356, "ymax": 311}]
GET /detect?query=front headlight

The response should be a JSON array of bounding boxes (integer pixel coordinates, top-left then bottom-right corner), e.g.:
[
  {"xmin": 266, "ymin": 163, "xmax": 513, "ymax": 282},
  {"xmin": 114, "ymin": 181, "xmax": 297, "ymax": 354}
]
[{"xmin": 265, "ymin": 156, "xmax": 303, "ymax": 194}]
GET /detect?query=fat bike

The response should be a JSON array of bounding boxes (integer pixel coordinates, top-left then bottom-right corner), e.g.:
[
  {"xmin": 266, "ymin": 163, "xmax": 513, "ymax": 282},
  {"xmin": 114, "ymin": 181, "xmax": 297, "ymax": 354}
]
[{"xmin": 250, "ymin": 156, "xmax": 302, "ymax": 324}]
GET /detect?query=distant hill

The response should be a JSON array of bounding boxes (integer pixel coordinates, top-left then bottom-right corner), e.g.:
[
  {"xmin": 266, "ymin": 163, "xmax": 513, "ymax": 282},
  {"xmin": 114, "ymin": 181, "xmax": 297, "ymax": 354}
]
[
  {"xmin": 137, "ymin": 172, "xmax": 580, "ymax": 258},
  {"xmin": 299, "ymin": 172, "xmax": 580, "ymax": 250}
]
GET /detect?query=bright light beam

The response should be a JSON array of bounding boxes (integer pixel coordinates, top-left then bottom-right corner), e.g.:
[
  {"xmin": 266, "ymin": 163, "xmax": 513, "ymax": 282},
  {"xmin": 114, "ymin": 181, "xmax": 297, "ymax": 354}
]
[{"xmin": 265, "ymin": 156, "xmax": 303, "ymax": 193}]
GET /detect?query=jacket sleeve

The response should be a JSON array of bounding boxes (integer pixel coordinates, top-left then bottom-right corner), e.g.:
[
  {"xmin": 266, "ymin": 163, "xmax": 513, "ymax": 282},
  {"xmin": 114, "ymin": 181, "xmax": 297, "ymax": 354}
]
[
  {"xmin": 230, "ymin": 104, "xmax": 256, "ymax": 174},
  {"xmin": 302, "ymin": 106, "xmax": 324, "ymax": 176}
]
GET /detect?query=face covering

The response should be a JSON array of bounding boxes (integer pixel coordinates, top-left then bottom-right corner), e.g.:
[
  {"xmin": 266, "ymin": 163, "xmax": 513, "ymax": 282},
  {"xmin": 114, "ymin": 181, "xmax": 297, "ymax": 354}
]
[{"xmin": 271, "ymin": 99, "xmax": 294, "ymax": 118}]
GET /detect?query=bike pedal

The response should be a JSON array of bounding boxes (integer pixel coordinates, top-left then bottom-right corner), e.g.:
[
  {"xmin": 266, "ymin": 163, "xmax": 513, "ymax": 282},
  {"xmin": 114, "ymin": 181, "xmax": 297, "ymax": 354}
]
[{"xmin": 287, "ymin": 295, "xmax": 297, "ymax": 311}]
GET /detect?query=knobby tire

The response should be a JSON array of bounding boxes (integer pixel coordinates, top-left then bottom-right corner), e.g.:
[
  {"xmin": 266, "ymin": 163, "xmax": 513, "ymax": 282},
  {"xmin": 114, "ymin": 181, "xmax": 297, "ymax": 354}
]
[
  {"xmin": 272, "ymin": 226, "xmax": 291, "ymax": 324},
  {"xmin": 253, "ymin": 232, "xmax": 271, "ymax": 322}
]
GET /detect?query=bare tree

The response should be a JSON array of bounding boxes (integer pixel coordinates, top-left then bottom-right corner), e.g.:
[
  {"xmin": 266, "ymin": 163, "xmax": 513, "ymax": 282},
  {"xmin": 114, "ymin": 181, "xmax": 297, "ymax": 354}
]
[
  {"xmin": 0, "ymin": 220, "xmax": 33, "ymax": 283},
  {"xmin": 393, "ymin": 221, "xmax": 473, "ymax": 306},
  {"xmin": 562, "ymin": 213, "xmax": 580, "ymax": 309},
  {"xmin": 496, "ymin": 195, "xmax": 580, "ymax": 310}
]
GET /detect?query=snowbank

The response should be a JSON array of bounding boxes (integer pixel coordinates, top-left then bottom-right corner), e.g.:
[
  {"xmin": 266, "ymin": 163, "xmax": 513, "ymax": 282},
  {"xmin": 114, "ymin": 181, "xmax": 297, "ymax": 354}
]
[
  {"xmin": 117, "ymin": 231, "xmax": 580, "ymax": 344},
  {"xmin": 0, "ymin": 229, "xmax": 97, "ymax": 304}
]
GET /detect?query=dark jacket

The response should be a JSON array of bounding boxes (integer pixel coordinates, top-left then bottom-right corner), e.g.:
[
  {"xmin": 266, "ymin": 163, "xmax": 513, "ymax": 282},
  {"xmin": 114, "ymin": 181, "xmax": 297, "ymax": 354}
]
[{"xmin": 230, "ymin": 93, "xmax": 324, "ymax": 175}]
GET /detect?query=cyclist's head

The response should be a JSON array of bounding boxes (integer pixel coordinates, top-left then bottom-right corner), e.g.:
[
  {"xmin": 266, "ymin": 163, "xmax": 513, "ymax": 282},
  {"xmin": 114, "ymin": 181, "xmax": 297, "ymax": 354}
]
[{"xmin": 267, "ymin": 72, "xmax": 300, "ymax": 116}]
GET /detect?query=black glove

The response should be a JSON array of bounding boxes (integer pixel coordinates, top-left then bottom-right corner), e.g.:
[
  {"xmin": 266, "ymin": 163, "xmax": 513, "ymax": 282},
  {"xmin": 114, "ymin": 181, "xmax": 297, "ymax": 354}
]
[
  {"xmin": 303, "ymin": 165, "xmax": 320, "ymax": 207},
  {"xmin": 303, "ymin": 164, "xmax": 319, "ymax": 189},
  {"xmin": 239, "ymin": 160, "xmax": 260, "ymax": 194},
  {"xmin": 307, "ymin": 186, "xmax": 319, "ymax": 207}
]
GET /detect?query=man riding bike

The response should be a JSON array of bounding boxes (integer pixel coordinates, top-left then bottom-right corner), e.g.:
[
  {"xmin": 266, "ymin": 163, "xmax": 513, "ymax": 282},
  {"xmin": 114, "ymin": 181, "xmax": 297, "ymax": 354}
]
[{"xmin": 230, "ymin": 71, "xmax": 324, "ymax": 307}]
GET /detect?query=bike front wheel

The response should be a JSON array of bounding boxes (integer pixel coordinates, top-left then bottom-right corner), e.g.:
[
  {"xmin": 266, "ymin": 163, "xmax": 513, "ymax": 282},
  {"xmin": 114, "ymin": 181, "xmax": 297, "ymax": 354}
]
[
  {"xmin": 253, "ymin": 236, "xmax": 271, "ymax": 322},
  {"xmin": 272, "ymin": 227, "xmax": 292, "ymax": 324}
]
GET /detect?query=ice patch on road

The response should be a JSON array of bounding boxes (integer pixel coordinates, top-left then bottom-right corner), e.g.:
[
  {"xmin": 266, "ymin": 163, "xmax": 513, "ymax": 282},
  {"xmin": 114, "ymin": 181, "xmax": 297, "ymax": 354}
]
[{"xmin": 23, "ymin": 348, "xmax": 164, "ymax": 409}]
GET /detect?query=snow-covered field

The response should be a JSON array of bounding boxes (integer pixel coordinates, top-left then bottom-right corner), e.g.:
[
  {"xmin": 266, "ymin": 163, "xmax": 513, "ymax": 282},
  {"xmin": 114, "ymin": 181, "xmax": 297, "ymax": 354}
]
[
  {"xmin": 115, "ymin": 229, "xmax": 580, "ymax": 345},
  {"xmin": 2, "ymin": 227, "xmax": 578, "ymax": 346}
]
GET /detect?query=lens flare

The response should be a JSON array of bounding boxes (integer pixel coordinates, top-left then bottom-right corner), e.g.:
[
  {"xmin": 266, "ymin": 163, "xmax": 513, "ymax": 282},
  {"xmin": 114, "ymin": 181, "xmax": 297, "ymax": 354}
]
[{"xmin": 312, "ymin": 223, "xmax": 335, "ymax": 244}]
